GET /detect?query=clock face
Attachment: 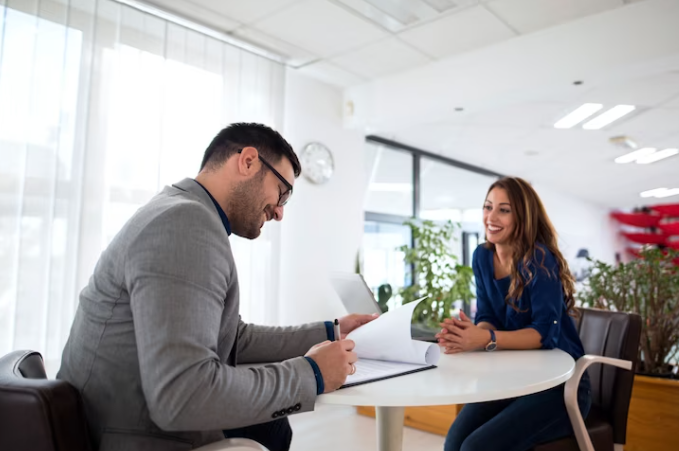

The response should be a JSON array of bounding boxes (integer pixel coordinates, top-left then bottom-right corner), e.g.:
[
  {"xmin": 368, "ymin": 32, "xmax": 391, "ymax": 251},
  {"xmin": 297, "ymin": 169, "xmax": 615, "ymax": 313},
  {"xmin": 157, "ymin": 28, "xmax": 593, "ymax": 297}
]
[{"xmin": 301, "ymin": 142, "xmax": 334, "ymax": 184}]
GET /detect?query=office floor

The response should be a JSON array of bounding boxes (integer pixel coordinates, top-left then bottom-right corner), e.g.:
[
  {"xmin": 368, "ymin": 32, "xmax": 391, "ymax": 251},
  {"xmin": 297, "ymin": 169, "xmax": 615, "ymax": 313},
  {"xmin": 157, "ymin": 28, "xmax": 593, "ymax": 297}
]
[{"xmin": 289, "ymin": 404, "xmax": 445, "ymax": 451}]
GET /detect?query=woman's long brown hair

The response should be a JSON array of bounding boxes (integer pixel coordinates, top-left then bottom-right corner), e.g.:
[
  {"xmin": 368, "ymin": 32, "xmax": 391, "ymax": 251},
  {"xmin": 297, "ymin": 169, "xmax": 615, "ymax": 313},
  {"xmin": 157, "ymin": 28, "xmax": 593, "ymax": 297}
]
[{"xmin": 484, "ymin": 177, "xmax": 577, "ymax": 316}]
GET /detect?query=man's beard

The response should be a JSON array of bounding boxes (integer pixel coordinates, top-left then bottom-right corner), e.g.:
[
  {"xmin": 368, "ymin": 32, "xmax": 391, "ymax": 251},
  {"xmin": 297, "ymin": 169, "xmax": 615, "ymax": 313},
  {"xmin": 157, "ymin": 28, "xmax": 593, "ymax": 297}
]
[{"xmin": 229, "ymin": 173, "xmax": 270, "ymax": 240}]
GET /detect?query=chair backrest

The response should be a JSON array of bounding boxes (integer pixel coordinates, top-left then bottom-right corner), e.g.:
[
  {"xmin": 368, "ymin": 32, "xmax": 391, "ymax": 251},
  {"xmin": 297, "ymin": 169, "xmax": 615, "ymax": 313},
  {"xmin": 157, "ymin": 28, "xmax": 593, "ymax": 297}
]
[
  {"xmin": 575, "ymin": 308, "xmax": 642, "ymax": 445},
  {"xmin": 0, "ymin": 350, "xmax": 92, "ymax": 451}
]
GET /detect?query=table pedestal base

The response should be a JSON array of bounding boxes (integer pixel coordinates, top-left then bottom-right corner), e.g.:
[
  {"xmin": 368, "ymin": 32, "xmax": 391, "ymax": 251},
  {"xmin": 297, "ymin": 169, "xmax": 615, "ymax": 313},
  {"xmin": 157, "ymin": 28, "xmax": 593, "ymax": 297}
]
[{"xmin": 376, "ymin": 406, "xmax": 404, "ymax": 451}]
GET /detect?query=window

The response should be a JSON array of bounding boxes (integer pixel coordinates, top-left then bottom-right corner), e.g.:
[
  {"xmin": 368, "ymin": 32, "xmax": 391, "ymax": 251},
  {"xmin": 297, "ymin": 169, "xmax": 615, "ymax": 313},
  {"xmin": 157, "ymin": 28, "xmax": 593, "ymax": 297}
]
[
  {"xmin": 364, "ymin": 142, "xmax": 413, "ymax": 217},
  {"xmin": 362, "ymin": 220, "xmax": 411, "ymax": 310},
  {"xmin": 362, "ymin": 136, "xmax": 501, "ymax": 319},
  {"xmin": 0, "ymin": 1, "xmax": 285, "ymax": 371}
]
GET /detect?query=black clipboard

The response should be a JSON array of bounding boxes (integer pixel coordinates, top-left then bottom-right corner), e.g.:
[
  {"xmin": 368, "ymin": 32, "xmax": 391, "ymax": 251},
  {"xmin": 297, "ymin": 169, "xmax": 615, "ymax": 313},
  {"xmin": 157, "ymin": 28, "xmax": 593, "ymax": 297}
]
[{"xmin": 339, "ymin": 364, "xmax": 437, "ymax": 389}]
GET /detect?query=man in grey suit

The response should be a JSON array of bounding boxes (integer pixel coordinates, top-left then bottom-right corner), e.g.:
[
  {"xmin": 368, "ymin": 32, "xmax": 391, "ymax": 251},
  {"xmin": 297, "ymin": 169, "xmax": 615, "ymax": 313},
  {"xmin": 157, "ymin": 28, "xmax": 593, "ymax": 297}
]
[{"xmin": 58, "ymin": 123, "xmax": 375, "ymax": 451}]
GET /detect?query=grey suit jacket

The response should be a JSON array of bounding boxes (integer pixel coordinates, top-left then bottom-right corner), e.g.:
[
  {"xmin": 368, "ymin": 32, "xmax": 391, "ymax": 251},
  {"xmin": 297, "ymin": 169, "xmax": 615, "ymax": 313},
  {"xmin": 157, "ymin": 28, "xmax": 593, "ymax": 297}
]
[{"xmin": 58, "ymin": 178, "xmax": 327, "ymax": 451}]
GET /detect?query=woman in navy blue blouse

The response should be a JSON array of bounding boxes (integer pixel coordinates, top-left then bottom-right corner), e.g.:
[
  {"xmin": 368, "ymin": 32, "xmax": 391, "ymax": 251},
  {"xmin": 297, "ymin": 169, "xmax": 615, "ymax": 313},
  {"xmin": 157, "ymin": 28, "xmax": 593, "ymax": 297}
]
[{"xmin": 436, "ymin": 177, "xmax": 591, "ymax": 451}]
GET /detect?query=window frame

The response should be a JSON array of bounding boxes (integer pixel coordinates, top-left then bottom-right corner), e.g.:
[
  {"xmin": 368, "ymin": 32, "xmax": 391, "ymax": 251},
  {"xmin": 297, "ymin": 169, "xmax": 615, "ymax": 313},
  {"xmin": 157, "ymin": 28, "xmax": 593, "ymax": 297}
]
[{"xmin": 364, "ymin": 135, "xmax": 504, "ymax": 316}]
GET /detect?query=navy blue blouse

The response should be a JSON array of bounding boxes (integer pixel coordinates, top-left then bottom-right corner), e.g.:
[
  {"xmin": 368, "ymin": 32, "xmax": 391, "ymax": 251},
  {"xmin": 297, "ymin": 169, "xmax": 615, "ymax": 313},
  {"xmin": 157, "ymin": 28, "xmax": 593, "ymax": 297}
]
[{"xmin": 473, "ymin": 243, "xmax": 585, "ymax": 360}]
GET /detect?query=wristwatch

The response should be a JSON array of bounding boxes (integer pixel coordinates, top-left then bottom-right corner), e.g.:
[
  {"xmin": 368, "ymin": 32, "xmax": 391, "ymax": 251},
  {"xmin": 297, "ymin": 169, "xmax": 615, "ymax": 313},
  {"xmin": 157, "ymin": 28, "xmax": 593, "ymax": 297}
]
[{"xmin": 485, "ymin": 329, "xmax": 497, "ymax": 352}]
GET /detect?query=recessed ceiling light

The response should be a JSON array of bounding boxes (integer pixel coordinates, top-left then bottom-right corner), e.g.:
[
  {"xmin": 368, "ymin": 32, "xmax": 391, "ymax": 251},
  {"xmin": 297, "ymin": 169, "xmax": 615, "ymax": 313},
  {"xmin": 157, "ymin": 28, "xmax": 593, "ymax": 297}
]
[
  {"xmin": 614, "ymin": 147, "xmax": 656, "ymax": 164},
  {"xmin": 554, "ymin": 103, "xmax": 603, "ymax": 129},
  {"xmin": 582, "ymin": 105, "xmax": 635, "ymax": 130},
  {"xmin": 640, "ymin": 187, "xmax": 679, "ymax": 198},
  {"xmin": 636, "ymin": 148, "xmax": 679, "ymax": 164}
]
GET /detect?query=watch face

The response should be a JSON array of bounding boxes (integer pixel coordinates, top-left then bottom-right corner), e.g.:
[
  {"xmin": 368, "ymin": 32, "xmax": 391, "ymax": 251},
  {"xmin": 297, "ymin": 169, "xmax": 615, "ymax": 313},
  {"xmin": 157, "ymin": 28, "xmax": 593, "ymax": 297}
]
[
  {"xmin": 486, "ymin": 343, "xmax": 497, "ymax": 352},
  {"xmin": 301, "ymin": 142, "xmax": 334, "ymax": 184}
]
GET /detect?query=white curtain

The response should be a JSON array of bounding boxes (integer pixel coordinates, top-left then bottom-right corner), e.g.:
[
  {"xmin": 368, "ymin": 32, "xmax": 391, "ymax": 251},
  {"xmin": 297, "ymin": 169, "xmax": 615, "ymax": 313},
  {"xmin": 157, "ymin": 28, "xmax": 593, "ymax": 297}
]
[{"xmin": 0, "ymin": 0, "xmax": 285, "ymax": 373}]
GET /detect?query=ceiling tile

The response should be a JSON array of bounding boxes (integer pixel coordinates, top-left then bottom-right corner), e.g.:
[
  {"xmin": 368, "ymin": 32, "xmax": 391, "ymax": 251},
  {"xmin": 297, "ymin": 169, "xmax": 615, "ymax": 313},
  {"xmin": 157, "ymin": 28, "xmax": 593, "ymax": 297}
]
[
  {"xmin": 398, "ymin": 6, "xmax": 515, "ymax": 59},
  {"xmin": 184, "ymin": 0, "xmax": 301, "ymax": 24},
  {"xmin": 233, "ymin": 27, "xmax": 317, "ymax": 67},
  {"xmin": 296, "ymin": 61, "xmax": 366, "ymax": 88},
  {"xmin": 144, "ymin": 0, "xmax": 241, "ymax": 32},
  {"xmin": 251, "ymin": 0, "xmax": 388, "ymax": 58},
  {"xmin": 330, "ymin": 37, "xmax": 431, "ymax": 79},
  {"xmin": 485, "ymin": 0, "xmax": 623, "ymax": 35}
]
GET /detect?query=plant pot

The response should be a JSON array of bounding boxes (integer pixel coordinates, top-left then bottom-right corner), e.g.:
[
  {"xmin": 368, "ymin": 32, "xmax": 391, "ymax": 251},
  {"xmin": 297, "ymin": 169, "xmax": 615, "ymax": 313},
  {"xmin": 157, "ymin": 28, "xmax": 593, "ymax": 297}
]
[
  {"xmin": 625, "ymin": 375, "xmax": 679, "ymax": 451},
  {"xmin": 635, "ymin": 363, "xmax": 678, "ymax": 380}
]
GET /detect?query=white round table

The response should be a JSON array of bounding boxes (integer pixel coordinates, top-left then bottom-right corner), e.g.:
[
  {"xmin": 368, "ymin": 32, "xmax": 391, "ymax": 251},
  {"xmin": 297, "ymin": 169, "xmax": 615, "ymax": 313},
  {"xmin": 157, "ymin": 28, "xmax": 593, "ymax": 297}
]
[{"xmin": 316, "ymin": 349, "xmax": 575, "ymax": 451}]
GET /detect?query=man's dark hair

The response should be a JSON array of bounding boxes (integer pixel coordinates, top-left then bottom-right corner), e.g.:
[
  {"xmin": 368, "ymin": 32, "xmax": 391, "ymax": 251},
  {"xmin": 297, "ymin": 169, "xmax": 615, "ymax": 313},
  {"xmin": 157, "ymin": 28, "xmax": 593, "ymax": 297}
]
[{"xmin": 200, "ymin": 123, "xmax": 301, "ymax": 177}]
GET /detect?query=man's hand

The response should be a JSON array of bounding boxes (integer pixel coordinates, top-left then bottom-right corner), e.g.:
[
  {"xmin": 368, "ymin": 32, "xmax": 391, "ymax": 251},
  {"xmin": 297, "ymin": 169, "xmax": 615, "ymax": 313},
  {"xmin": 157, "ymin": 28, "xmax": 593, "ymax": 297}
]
[
  {"xmin": 305, "ymin": 340, "xmax": 357, "ymax": 393},
  {"xmin": 338, "ymin": 313, "xmax": 379, "ymax": 339},
  {"xmin": 435, "ymin": 311, "xmax": 490, "ymax": 354}
]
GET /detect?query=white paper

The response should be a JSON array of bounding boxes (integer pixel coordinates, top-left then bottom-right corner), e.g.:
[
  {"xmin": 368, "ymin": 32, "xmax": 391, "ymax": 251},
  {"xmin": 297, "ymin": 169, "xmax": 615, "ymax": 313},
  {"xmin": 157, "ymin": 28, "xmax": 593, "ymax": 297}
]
[{"xmin": 346, "ymin": 297, "xmax": 440, "ymax": 366}]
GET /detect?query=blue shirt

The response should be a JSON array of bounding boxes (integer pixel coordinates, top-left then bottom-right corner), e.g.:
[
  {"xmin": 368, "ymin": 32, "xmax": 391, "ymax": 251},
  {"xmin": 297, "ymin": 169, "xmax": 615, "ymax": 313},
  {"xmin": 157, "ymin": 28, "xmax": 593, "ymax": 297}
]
[
  {"xmin": 193, "ymin": 180, "xmax": 232, "ymax": 236},
  {"xmin": 193, "ymin": 180, "xmax": 333, "ymax": 394},
  {"xmin": 473, "ymin": 243, "xmax": 585, "ymax": 360}
]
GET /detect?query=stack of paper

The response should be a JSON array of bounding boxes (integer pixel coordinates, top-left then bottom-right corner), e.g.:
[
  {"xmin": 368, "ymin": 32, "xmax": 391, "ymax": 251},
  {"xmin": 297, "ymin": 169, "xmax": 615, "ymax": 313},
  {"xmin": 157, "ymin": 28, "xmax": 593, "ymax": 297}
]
[{"xmin": 342, "ymin": 297, "xmax": 440, "ymax": 388}]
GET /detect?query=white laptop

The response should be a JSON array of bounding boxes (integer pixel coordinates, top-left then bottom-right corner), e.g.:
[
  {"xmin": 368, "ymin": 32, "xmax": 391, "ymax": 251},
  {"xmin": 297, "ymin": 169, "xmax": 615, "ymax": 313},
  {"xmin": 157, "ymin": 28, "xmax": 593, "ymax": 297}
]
[
  {"xmin": 329, "ymin": 272, "xmax": 437, "ymax": 342},
  {"xmin": 329, "ymin": 273, "xmax": 382, "ymax": 315}
]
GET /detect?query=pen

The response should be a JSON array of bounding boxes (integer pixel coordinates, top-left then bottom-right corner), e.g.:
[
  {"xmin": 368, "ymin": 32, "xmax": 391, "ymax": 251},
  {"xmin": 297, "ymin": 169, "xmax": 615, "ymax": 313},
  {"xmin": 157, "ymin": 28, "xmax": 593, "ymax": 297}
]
[{"xmin": 333, "ymin": 318, "xmax": 341, "ymax": 341}]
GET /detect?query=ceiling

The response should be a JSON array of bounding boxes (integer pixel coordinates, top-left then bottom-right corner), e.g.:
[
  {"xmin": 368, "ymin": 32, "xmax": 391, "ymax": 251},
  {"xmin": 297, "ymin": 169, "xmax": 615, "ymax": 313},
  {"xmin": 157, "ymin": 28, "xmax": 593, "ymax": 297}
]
[
  {"xmin": 142, "ymin": 0, "xmax": 644, "ymax": 87},
  {"xmin": 142, "ymin": 0, "xmax": 679, "ymax": 209}
]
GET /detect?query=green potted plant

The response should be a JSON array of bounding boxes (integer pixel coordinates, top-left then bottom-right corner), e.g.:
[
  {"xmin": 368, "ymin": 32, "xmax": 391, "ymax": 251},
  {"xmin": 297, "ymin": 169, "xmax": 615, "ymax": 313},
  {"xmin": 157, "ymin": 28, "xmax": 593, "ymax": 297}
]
[
  {"xmin": 576, "ymin": 247, "xmax": 679, "ymax": 450},
  {"xmin": 577, "ymin": 247, "xmax": 679, "ymax": 377},
  {"xmin": 398, "ymin": 219, "xmax": 475, "ymax": 330}
]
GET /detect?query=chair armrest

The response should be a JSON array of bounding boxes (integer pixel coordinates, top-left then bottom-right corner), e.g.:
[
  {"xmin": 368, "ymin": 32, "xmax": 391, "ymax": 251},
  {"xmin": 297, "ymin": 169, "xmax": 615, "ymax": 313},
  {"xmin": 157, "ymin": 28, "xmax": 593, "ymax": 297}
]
[
  {"xmin": 564, "ymin": 355, "xmax": 633, "ymax": 451},
  {"xmin": 192, "ymin": 438, "xmax": 270, "ymax": 451}
]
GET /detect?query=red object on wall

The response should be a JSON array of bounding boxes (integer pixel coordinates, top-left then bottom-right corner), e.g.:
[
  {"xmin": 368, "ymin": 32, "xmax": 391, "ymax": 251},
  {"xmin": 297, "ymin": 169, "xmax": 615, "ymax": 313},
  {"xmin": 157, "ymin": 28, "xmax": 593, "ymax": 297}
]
[
  {"xmin": 622, "ymin": 232, "xmax": 667, "ymax": 245},
  {"xmin": 650, "ymin": 203, "xmax": 679, "ymax": 217},
  {"xmin": 611, "ymin": 212, "xmax": 662, "ymax": 228},
  {"xmin": 658, "ymin": 222, "xmax": 679, "ymax": 235}
]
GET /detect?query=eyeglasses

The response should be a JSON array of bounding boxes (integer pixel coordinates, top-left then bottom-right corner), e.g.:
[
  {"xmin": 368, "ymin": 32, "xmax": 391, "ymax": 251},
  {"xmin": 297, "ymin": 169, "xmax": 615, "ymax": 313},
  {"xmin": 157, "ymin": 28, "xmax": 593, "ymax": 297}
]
[{"xmin": 238, "ymin": 149, "xmax": 293, "ymax": 206}]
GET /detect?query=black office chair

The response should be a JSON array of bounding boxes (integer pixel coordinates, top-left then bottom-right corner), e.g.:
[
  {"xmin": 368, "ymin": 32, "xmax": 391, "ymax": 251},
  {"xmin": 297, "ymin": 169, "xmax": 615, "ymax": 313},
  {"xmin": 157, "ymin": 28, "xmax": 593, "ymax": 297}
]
[
  {"xmin": 0, "ymin": 350, "xmax": 92, "ymax": 451},
  {"xmin": 0, "ymin": 350, "xmax": 269, "ymax": 451},
  {"xmin": 533, "ymin": 308, "xmax": 642, "ymax": 451}
]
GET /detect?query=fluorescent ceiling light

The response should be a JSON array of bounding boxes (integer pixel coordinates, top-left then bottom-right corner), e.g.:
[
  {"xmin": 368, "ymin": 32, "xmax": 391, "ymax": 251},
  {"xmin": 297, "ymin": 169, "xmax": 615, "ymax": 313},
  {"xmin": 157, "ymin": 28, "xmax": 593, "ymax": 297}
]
[
  {"xmin": 656, "ymin": 188, "xmax": 679, "ymax": 198},
  {"xmin": 364, "ymin": 0, "xmax": 418, "ymax": 25},
  {"xmin": 582, "ymin": 105, "xmax": 635, "ymax": 130},
  {"xmin": 339, "ymin": 0, "xmax": 452, "ymax": 31},
  {"xmin": 422, "ymin": 0, "xmax": 457, "ymax": 13},
  {"xmin": 369, "ymin": 183, "xmax": 412, "ymax": 192},
  {"xmin": 554, "ymin": 103, "xmax": 602, "ymax": 129},
  {"xmin": 636, "ymin": 148, "xmax": 679, "ymax": 164},
  {"xmin": 640, "ymin": 188, "xmax": 668, "ymax": 198},
  {"xmin": 640, "ymin": 187, "xmax": 679, "ymax": 198},
  {"xmin": 614, "ymin": 147, "xmax": 656, "ymax": 164}
]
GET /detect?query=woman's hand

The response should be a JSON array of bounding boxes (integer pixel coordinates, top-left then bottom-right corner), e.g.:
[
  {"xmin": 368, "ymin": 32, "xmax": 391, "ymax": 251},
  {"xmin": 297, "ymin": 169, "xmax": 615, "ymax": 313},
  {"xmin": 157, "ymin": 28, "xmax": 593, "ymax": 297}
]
[{"xmin": 436, "ymin": 311, "xmax": 492, "ymax": 354}]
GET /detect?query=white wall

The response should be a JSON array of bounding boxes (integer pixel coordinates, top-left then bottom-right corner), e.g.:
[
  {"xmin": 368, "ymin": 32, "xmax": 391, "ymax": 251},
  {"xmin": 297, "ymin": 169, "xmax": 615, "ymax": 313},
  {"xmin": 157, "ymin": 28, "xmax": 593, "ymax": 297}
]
[
  {"xmin": 535, "ymin": 183, "xmax": 623, "ymax": 265},
  {"xmin": 276, "ymin": 71, "xmax": 624, "ymax": 326},
  {"xmin": 279, "ymin": 70, "xmax": 365, "ymax": 325}
]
